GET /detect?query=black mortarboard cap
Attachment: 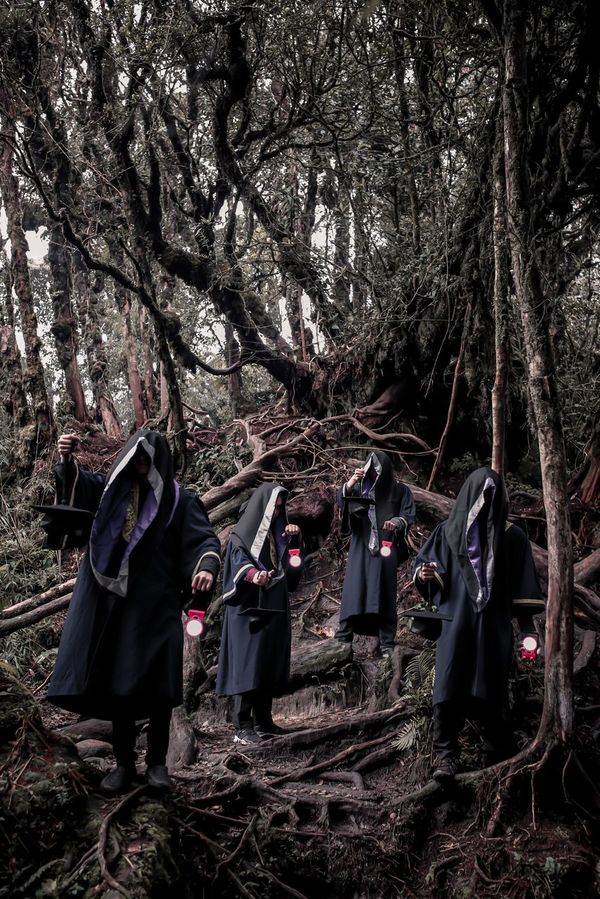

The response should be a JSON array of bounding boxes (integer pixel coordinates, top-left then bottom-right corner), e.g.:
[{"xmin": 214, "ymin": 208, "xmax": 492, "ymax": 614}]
[
  {"xmin": 33, "ymin": 504, "xmax": 94, "ymax": 550},
  {"xmin": 399, "ymin": 608, "xmax": 452, "ymax": 641}
]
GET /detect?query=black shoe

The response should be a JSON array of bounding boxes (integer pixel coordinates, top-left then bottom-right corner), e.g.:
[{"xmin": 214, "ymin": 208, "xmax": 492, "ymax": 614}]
[
  {"xmin": 100, "ymin": 765, "xmax": 136, "ymax": 795},
  {"xmin": 146, "ymin": 765, "xmax": 173, "ymax": 792},
  {"xmin": 432, "ymin": 757, "xmax": 461, "ymax": 781},
  {"xmin": 233, "ymin": 728, "xmax": 262, "ymax": 746},
  {"xmin": 255, "ymin": 722, "xmax": 288, "ymax": 739}
]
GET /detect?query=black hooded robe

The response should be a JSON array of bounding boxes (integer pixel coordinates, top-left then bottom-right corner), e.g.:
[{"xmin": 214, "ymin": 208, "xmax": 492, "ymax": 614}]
[
  {"xmin": 47, "ymin": 430, "xmax": 221, "ymax": 720},
  {"xmin": 216, "ymin": 484, "xmax": 302, "ymax": 698},
  {"xmin": 337, "ymin": 451, "xmax": 416, "ymax": 640},
  {"xmin": 413, "ymin": 467, "xmax": 544, "ymax": 709}
]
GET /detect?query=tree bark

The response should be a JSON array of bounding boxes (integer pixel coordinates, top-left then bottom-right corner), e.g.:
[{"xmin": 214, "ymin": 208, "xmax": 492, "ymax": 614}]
[
  {"xmin": 0, "ymin": 236, "xmax": 30, "ymax": 429},
  {"xmin": 108, "ymin": 242, "xmax": 145, "ymax": 429},
  {"xmin": 0, "ymin": 112, "xmax": 52, "ymax": 445},
  {"xmin": 501, "ymin": 0, "xmax": 574, "ymax": 745},
  {"xmin": 332, "ymin": 169, "xmax": 351, "ymax": 311},
  {"xmin": 388, "ymin": 9, "xmax": 421, "ymax": 254},
  {"xmin": 71, "ymin": 254, "xmax": 123, "ymax": 438},
  {"xmin": 139, "ymin": 305, "xmax": 157, "ymax": 420},
  {"xmin": 491, "ymin": 135, "xmax": 509, "ymax": 475},
  {"xmin": 47, "ymin": 223, "xmax": 89, "ymax": 422}
]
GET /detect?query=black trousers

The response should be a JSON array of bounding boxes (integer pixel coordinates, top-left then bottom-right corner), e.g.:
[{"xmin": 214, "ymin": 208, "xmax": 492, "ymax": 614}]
[
  {"xmin": 432, "ymin": 699, "xmax": 511, "ymax": 763},
  {"xmin": 112, "ymin": 707, "xmax": 172, "ymax": 769},
  {"xmin": 232, "ymin": 690, "xmax": 273, "ymax": 730},
  {"xmin": 335, "ymin": 618, "xmax": 397, "ymax": 651}
]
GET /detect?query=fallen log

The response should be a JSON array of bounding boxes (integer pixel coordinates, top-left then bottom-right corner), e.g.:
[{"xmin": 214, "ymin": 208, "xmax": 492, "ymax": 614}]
[
  {"xmin": 285, "ymin": 639, "xmax": 353, "ymax": 692},
  {"xmin": 574, "ymin": 547, "xmax": 600, "ymax": 587},
  {"xmin": 208, "ymin": 491, "xmax": 251, "ymax": 527},
  {"xmin": 265, "ymin": 701, "xmax": 413, "ymax": 751},
  {"xmin": 0, "ymin": 579, "xmax": 76, "ymax": 619},
  {"xmin": 0, "ymin": 594, "xmax": 72, "ymax": 636},
  {"xmin": 269, "ymin": 732, "xmax": 394, "ymax": 786}
]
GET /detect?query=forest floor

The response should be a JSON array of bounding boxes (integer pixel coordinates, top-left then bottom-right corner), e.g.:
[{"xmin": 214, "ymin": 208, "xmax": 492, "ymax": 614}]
[
  {"xmin": 25, "ymin": 545, "xmax": 599, "ymax": 899},
  {"xmin": 2, "ymin": 423, "xmax": 600, "ymax": 898}
]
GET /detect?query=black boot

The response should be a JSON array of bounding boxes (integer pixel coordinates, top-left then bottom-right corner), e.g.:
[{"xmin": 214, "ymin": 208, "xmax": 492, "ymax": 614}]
[
  {"xmin": 146, "ymin": 765, "xmax": 174, "ymax": 792},
  {"xmin": 100, "ymin": 765, "xmax": 136, "ymax": 795},
  {"xmin": 432, "ymin": 755, "xmax": 461, "ymax": 781}
]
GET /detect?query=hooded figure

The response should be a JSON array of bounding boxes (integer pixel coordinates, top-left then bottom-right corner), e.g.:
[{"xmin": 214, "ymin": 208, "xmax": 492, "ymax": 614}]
[
  {"xmin": 216, "ymin": 483, "xmax": 303, "ymax": 744},
  {"xmin": 46, "ymin": 430, "xmax": 220, "ymax": 793},
  {"xmin": 413, "ymin": 467, "xmax": 544, "ymax": 778},
  {"xmin": 335, "ymin": 450, "xmax": 416, "ymax": 654}
]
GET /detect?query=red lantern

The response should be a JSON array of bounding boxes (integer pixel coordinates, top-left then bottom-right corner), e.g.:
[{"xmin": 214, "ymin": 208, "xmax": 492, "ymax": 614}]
[
  {"xmin": 380, "ymin": 540, "xmax": 393, "ymax": 558},
  {"xmin": 288, "ymin": 548, "xmax": 302, "ymax": 568},
  {"xmin": 520, "ymin": 634, "xmax": 539, "ymax": 660},
  {"xmin": 186, "ymin": 609, "xmax": 205, "ymax": 637}
]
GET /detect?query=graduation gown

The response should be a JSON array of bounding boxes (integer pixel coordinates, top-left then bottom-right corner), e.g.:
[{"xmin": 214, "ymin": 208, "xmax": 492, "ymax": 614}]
[
  {"xmin": 414, "ymin": 467, "xmax": 544, "ymax": 707},
  {"xmin": 216, "ymin": 483, "xmax": 303, "ymax": 696},
  {"xmin": 338, "ymin": 451, "xmax": 416, "ymax": 636},
  {"xmin": 47, "ymin": 430, "xmax": 221, "ymax": 719}
]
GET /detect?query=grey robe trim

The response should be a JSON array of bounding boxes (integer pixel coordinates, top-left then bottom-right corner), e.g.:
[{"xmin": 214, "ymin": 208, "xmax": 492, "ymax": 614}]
[
  {"xmin": 365, "ymin": 453, "xmax": 382, "ymax": 553},
  {"xmin": 193, "ymin": 550, "xmax": 221, "ymax": 577},
  {"xmin": 465, "ymin": 476, "xmax": 497, "ymax": 611},
  {"xmin": 91, "ymin": 436, "xmax": 164, "ymax": 597},
  {"xmin": 223, "ymin": 562, "xmax": 255, "ymax": 601},
  {"xmin": 250, "ymin": 485, "xmax": 285, "ymax": 562}
]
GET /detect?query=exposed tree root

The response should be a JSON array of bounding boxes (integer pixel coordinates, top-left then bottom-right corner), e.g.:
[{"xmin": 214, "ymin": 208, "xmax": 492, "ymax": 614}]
[
  {"xmin": 268, "ymin": 733, "xmax": 395, "ymax": 786},
  {"xmin": 97, "ymin": 785, "xmax": 147, "ymax": 898}
]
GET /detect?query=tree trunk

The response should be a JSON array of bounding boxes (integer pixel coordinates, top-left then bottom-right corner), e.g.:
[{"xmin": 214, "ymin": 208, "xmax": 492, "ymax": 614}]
[
  {"xmin": 139, "ymin": 305, "xmax": 157, "ymax": 420},
  {"xmin": 47, "ymin": 223, "xmax": 89, "ymax": 422},
  {"xmin": 224, "ymin": 320, "xmax": 243, "ymax": 414},
  {"xmin": 502, "ymin": 0, "xmax": 574, "ymax": 745},
  {"xmin": 108, "ymin": 242, "xmax": 145, "ymax": 429},
  {"xmin": 491, "ymin": 135, "xmax": 509, "ymax": 475},
  {"xmin": 389, "ymin": 10, "xmax": 421, "ymax": 254},
  {"xmin": 352, "ymin": 182, "xmax": 368, "ymax": 314},
  {"xmin": 0, "ymin": 113, "xmax": 53, "ymax": 447},
  {"xmin": 0, "ymin": 237, "xmax": 30, "ymax": 428},
  {"xmin": 332, "ymin": 170, "xmax": 351, "ymax": 311},
  {"xmin": 71, "ymin": 254, "xmax": 123, "ymax": 438}
]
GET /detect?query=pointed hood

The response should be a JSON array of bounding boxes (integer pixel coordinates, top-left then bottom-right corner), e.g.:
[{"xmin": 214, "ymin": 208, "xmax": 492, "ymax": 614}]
[
  {"xmin": 444, "ymin": 467, "xmax": 507, "ymax": 610},
  {"xmin": 89, "ymin": 430, "xmax": 179, "ymax": 597}
]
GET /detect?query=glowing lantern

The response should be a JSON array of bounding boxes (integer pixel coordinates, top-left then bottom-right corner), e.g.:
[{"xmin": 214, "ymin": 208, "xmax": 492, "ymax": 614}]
[
  {"xmin": 288, "ymin": 548, "xmax": 302, "ymax": 568},
  {"xmin": 186, "ymin": 609, "xmax": 205, "ymax": 637},
  {"xmin": 520, "ymin": 634, "xmax": 539, "ymax": 660}
]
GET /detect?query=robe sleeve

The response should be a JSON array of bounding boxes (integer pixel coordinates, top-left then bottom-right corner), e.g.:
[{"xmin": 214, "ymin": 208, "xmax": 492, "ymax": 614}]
[
  {"xmin": 413, "ymin": 523, "xmax": 449, "ymax": 603},
  {"xmin": 179, "ymin": 491, "xmax": 221, "ymax": 582},
  {"xmin": 389, "ymin": 482, "xmax": 416, "ymax": 533},
  {"xmin": 222, "ymin": 542, "xmax": 258, "ymax": 606},
  {"xmin": 506, "ymin": 524, "xmax": 545, "ymax": 628},
  {"xmin": 54, "ymin": 459, "xmax": 106, "ymax": 512},
  {"xmin": 337, "ymin": 482, "xmax": 359, "ymax": 537}
]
